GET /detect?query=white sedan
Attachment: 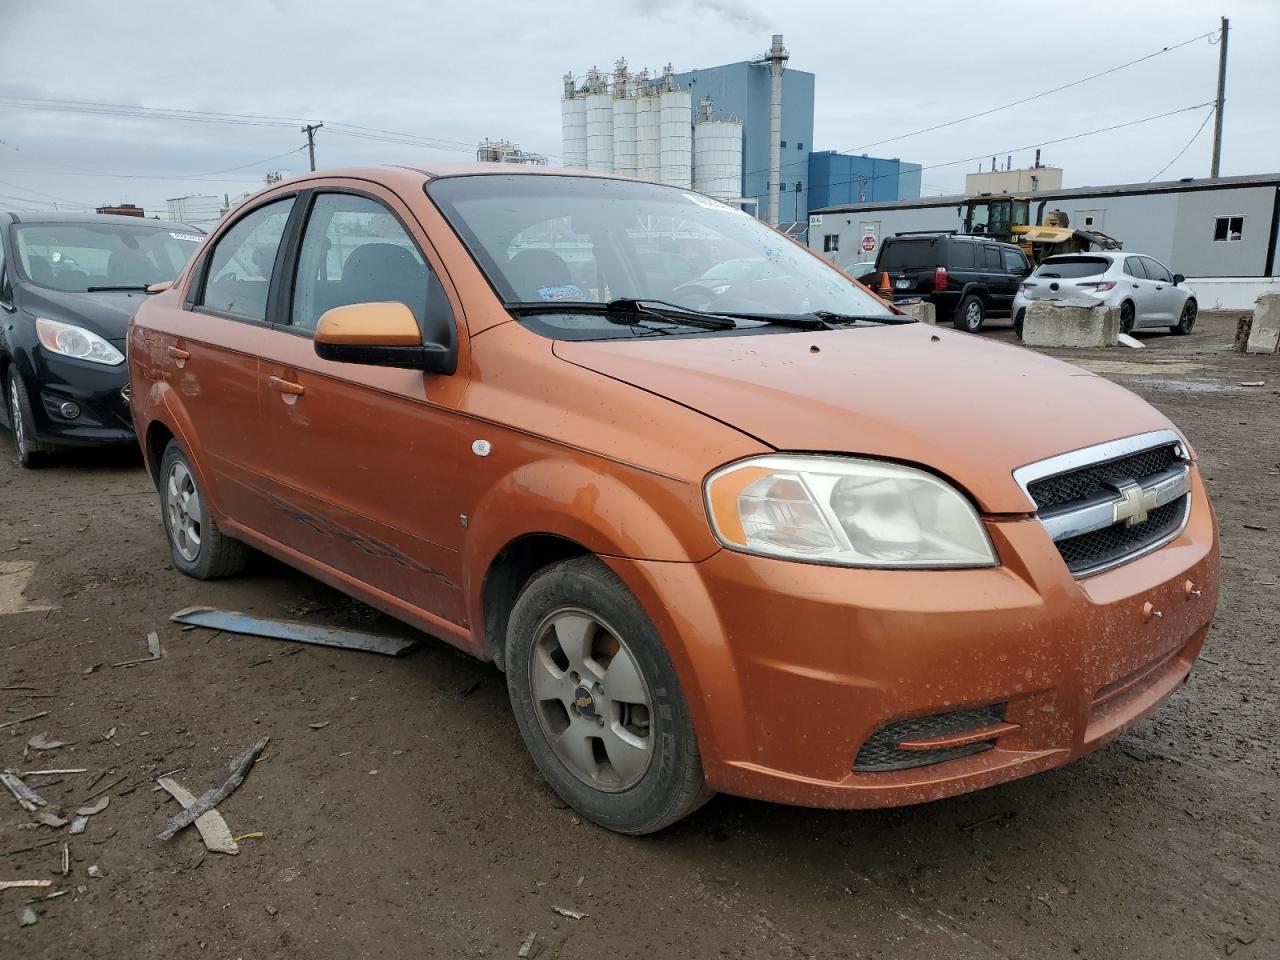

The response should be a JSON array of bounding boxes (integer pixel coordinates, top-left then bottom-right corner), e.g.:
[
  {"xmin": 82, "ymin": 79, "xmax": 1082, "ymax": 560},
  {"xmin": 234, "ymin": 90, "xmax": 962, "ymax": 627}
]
[{"xmin": 1013, "ymin": 252, "xmax": 1197, "ymax": 337}]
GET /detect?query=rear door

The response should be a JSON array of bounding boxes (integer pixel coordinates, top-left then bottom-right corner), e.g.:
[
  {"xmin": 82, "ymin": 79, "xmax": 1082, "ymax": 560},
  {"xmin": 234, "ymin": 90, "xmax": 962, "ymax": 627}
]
[
  {"xmin": 253, "ymin": 185, "xmax": 472, "ymax": 629},
  {"xmin": 995, "ymin": 246, "xmax": 1030, "ymax": 314},
  {"xmin": 979, "ymin": 244, "xmax": 1004, "ymax": 309},
  {"xmin": 1121, "ymin": 257, "xmax": 1156, "ymax": 323}
]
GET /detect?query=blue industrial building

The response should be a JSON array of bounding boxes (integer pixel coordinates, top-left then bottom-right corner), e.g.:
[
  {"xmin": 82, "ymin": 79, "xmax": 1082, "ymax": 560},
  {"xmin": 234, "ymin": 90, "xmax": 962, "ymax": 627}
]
[
  {"xmin": 807, "ymin": 152, "xmax": 923, "ymax": 209},
  {"xmin": 670, "ymin": 61, "xmax": 815, "ymax": 223}
]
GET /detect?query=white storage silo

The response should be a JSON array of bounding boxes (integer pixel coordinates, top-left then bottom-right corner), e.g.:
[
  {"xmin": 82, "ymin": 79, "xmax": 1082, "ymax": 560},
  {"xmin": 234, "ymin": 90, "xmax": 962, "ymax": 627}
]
[
  {"xmin": 612, "ymin": 89, "xmax": 638, "ymax": 178},
  {"xmin": 693, "ymin": 113, "xmax": 743, "ymax": 202},
  {"xmin": 561, "ymin": 74, "xmax": 588, "ymax": 169},
  {"xmin": 635, "ymin": 81, "xmax": 661, "ymax": 182},
  {"xmin": 584, "ymin": 67, "xmax": 615, "ymax": 174},
  {"xmin": 658, "ymin": 87, "xmax": 692, "ymax": 189}
]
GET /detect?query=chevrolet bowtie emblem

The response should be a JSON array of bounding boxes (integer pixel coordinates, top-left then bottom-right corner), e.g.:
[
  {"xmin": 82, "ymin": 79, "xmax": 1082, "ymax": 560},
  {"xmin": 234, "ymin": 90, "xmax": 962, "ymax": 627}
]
[{"xmin": 1110, "ymin": 478, "xmax": 1158, "ymax": 527}]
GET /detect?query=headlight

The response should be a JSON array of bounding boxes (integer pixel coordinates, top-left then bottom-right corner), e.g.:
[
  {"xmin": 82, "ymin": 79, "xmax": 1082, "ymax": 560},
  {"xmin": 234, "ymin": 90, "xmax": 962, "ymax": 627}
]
[
  {"xmin": 705, "ymin": 455, "xmax": 996, "ymax": 568},
  {"xmin": 35, "ymin": 318, "xmax": 125, "ymax": 366}
]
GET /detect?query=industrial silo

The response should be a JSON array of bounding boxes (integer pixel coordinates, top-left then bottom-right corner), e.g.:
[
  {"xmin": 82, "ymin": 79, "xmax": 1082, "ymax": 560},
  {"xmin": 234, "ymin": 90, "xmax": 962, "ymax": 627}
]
[
  {"xmin": 611, "ymin": 61, "xmax": 638, "ymax": 178},
  {"xmin": 658, "ymin": 67, "xmax": 691, "ymax": 189},
  {"xmin": 560, "ymin": 73, "xmax": 587, "ymax": 169},
  {"xmin": 584, "ymin": 68, "xmax": 614, "ymax": 173},
  {"xmin": 635, "ymin": 70, "xmax": 661, "ymax": 182},
  {"xmin": 692, "ymin": 98, "xmax": 743, "ymax": 201}
]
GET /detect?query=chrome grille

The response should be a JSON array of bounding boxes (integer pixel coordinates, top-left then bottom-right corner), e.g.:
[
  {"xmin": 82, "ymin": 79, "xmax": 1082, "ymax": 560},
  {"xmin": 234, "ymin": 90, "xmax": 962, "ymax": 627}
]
[{"xmin": 1014, "ymin": 431, "xmax": 1192, "ymax": 578}]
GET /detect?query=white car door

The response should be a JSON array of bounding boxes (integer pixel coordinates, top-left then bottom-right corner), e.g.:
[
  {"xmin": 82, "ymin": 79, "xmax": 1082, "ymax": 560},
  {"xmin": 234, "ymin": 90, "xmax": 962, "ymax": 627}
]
[
  {"xmin": 1141, "ymin": 257, "xmax": 1180, "ymax": 323},
  {"xmin": 1121, "ymin": 256, "xmax": 1159, "ymax": 326}
]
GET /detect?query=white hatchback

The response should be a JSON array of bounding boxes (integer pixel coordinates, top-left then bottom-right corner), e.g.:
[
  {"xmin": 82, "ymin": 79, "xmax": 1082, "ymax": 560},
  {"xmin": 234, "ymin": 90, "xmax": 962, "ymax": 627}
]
[{"xmin": 1013, "ymin": 252, "xmax": 1197, "ymax": 337}]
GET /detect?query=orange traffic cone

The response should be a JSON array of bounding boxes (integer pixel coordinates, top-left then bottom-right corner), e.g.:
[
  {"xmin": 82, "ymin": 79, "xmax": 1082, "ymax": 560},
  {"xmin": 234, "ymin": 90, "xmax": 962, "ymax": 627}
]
[{"xmin": 878, "ymin": 271, "xmax": 892, "ymax": 297}]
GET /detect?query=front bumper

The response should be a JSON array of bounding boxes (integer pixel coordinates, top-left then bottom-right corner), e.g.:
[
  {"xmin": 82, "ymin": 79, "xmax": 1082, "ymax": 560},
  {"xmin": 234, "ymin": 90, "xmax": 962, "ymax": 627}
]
[
  {"xmin": 16, "ymin": 346, "xmax": 135, "ymax": 446},
  {"xmin": 608, "ymin": 467, "xmax": 1219, "ymax": 809}
]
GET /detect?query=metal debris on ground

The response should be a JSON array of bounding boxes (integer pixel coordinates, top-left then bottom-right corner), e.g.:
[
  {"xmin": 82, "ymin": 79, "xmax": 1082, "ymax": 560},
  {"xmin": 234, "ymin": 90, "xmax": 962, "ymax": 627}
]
[
  {"xmin": 1, "ymin": 772, "xmax": 48, "ymax": 811},
  {"xmin": 69, "ymin": 817, "xmax": 88, "ymax": 835},
  {"xmin": 33, "ymin": 811, "xmax": 67, "ymax": 828},
  {"xmin": 231, "ymin": 831, "xmax": 264, "ymax": 843},
  {"xmin": 1117, "ymin": 333, "xmax": 1145, "ymax": 349},
  {"xmin": 157, "ymin": 777, "xmax": 239, "ymax": 855},
  {"xmin": 157, "ymin": 737, "xmax": 270, "ymax": 841},
  {"xmin": 83, "ymin": 774, "xmax": 126, "ymax": 801},
  {"xmin": 86, "ymin": 865, "xmax": 102, "ymax": 879},
  {"xmin": 76, "ymin": 796, "xmax": 109, "ymax": 817},
  {"xmin": 551, "ymin": 905, "xmax": 587, "ymax": 920},
  {"xmin": 0, "ymin": 880, "xmax": 52, "ymax": 891},
  {"xmin": 19, "ymin": 905, "xmax": 39, "ymax": 926},
  {"xmin": 112, "ymin": 631, "xmax": 164, "ymax": 667},
  {"xmin": 20, "ymin": 769, "xmax": 87, "ymax": 776},
  {"xmin": 0, "ymin": 711, "xmax": 49, "ymax": 730},
  {"xmin": 26, "ymin": 732, "xmax": 71, "ymax": 751},
  {"xmin": 308, "ymin": 721, "xmax": 330, "ymax": 730},
  {"xmin": 61, "ymin": 844, "xmax": 69, "ymax": 876},
  {"xmin": 170, "ymin": 606, "xmax": 420, "ymax": 657},
  {"xmin": 518, "ymin": 931, "xmax": 537, "ymax": 957}
]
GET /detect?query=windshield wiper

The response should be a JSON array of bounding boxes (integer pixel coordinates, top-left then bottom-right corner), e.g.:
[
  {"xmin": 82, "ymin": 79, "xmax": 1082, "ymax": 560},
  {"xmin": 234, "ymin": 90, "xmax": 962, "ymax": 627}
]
[
  {"xmin": 812, "ymin": 310, "xmax": 916, "ymax": 326},
  {"xmin": 86, "ymin": 284, "xmax": 151, "ymax": 292},
  {"xmin": 505, "ymin": 299, "xmax": 736, "ymax": 330}
]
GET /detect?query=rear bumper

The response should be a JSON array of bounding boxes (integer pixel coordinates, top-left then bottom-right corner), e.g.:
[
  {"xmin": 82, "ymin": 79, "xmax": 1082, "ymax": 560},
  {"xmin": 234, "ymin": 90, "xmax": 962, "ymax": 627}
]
[{"xmin": 608, "ymin": 468, "xmax": 1219, "ymax": 809}]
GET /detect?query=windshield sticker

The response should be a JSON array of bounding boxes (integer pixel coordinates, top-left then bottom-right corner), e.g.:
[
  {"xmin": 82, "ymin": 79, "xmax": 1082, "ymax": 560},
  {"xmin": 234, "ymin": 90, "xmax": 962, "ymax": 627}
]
[
  {"xmin": 537, "ymin": 284, "xmax": 583, "ymax": 302},
  {"xmin": 169, "ymin": 232, "xmax": 203, "ymax": 243},
  {"xmin": 763, "ymin": 246, "xmax": 782, "ymax": 263},
  {"xmin": 683, "ymin": 192, "xmax": 730, "ymax": 211}
]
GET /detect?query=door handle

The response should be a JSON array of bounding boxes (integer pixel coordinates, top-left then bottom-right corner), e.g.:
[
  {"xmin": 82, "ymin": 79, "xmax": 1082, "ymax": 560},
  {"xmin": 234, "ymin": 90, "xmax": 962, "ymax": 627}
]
[
  {"xmin": 1132, "ymin": 283, "xmax": 1140, "ymax": 288},
  {"xmin": 268, "ymin": 375, "xmax": 305, "ymax": 397},
  {"xmin": 167, "ymin": 345, "xmax": 190, "ymax": 369}
]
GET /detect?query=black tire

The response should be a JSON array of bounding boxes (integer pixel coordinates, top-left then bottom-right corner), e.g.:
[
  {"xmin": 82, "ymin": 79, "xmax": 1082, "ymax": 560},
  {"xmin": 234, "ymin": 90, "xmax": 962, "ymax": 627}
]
[
  {"xmin": 1171, "ymin": 299, "xmax": 1197, "ymax": 336},
  {"xmin": 1013, "ymin": 308, "xmax": 1025, "ymax": 339},
  {"xmin": 1120, "ymin": 300, "xmax": 1136, "ymax": 335},
  {"xmin": 159, "ymin": 439, "xmax": 249, "ymax": 579},
  {"xmin": 6, "ymin": 368, "xmax": 53, "ymax": 468},
  {"xmin": 953, "ymin": 294, "xmax": 985, "ymax": 333},
  {"xmin": 505, "ymin": 555, "xmax": 712, "ymax": 835}
]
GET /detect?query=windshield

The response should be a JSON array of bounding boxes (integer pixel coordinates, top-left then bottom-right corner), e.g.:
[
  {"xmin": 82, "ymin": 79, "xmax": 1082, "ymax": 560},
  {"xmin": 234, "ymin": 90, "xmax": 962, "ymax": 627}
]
[
  {"xmin": 1035, "ymin": 257, "xmax": 1111, "ymax": 279},
  {"xmin": 12, "ymin": 221, "xmax": 202, "ymax": 293},
  {"xmin": 428, "ymin": 175, "xmax": 891, "ymax": 338}
]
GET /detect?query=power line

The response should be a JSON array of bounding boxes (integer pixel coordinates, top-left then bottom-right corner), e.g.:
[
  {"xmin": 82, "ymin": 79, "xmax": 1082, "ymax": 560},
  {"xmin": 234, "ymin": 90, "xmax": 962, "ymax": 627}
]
[
  {"xmin": 841, "ymin": 29, "xmax": 1218, "ymax": 154},
  {"xmin": 1148, "ymin": 106, "xmax": 1216, "ymax": 182}
]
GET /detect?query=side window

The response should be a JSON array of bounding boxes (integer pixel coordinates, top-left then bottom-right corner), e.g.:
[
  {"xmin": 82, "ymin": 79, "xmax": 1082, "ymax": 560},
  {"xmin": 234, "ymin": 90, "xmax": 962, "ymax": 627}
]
[
  {"xmin": 1143, "ymin": 258, "xmax": 1173, "ymax": 283},
  {"xmin": 823, "ymin": 234, "xmax": 839, "ymax": 253},
  {"xmin": 949, "ymin": 242, "xmax": 975, "ymax": 269},
  {"xmin": 200, "ymin": 198, "xmax": 295, "ymax": 321},
  {"xmin": 291, "ymin": 193, "xmax": 443, "ymax": 337},
  {"xmin": 983, "ymin": 245, "xmax": 1002, "ymax": 269},
  {"xmin": 1001, "ymin": 248, "xmax": 1027, "ymax": 273},
  {"xmin": 1213, "ymin": 215, "xmax": 1244, "ymax": 242},
  {"xmin": 1123, "ymin": 257, "xmax": 1148, "ymax": 279}
]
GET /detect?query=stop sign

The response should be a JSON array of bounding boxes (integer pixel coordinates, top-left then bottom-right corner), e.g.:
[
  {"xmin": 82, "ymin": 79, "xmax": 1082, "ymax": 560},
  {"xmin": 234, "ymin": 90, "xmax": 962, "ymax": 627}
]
[{"xmin": 861, "ymin": 234, "xmax": 875, "ymax": 252}]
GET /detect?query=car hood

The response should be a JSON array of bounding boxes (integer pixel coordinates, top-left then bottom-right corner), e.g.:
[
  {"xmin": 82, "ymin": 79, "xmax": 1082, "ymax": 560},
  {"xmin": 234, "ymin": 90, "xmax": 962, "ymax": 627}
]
[
  {"xmin": 552, "ymin": 323, "xmax": 1176, "ymax": 513},
  {"xmin": 20, "ymin": 287, "xmax": 149, "ymax": 342}
]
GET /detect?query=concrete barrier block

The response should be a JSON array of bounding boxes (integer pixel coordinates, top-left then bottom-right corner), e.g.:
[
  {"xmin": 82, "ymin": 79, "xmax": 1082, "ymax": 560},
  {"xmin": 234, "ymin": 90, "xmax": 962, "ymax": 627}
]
[
  {"xmin": 1246, "ymin": 292, "xmax": 1280, "ymax": 354},
  {"xmin": 897, "ymin": 301, "xmax": 936, "ymax": 324},
  {"xmin": 1022, "ymin": 301, "xmax": 1120, "ymax": 349}
]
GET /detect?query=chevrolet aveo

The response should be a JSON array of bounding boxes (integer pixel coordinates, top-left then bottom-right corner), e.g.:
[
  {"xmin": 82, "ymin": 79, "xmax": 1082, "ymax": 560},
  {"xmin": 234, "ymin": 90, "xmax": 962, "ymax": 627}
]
[{"xmin": 128, "ymin": 165, "xmax": 1219, "ymax": 834}]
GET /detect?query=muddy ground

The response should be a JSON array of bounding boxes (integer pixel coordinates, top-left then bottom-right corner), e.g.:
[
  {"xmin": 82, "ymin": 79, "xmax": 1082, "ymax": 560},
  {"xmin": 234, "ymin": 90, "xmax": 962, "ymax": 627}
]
[{"xmin": 1, "ymin": 311, "xmax": 1277, "ymax": 959}]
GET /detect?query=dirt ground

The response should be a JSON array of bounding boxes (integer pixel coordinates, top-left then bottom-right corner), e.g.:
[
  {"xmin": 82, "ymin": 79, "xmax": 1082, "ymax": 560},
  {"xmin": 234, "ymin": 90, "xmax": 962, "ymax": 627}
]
[{"xmin": 1, "ymin": 311, "xmax": 1277, "ymax": 960}]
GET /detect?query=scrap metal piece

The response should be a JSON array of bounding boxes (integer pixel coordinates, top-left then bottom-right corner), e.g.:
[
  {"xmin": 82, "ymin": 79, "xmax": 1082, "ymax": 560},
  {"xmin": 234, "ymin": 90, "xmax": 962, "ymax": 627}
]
[
  {"xmin": 112, "ymin": 632, "xmax": 163, "ymax": 667},
  {"xmin": 0, "ymin": 880, "xmax": 52, "ymax": 892},
  {"xmin": 0, "ymin": 711, "xmax": 49, "ymax": 731},
  {"xmin": 33, "ymin": 811, "xmax": 67, "ymax": 829},
  {"xmin": 170, "ymin": 606, "xmax": 419, "ymax": 657},
  {"xmin": 76, "ymin": 796, "xmax": 109, "ymax": 818},
  {"xmin": 69, "ymin": 817, "xmax": 88, "ymax": 836},
  {"xmin": 157, "ymin": 738, "xmax": 269, "ymax": 841},
  {"xmin": 26, "ymin": 732, "xmax": 70, "ymax": 751},
  {"xmin": 1, "ymin": 773, "xmax": 48, "ymax": 812},
  {"xmin": 551, "ymin": 905, "xmax": 587, "ymax": 920},
  {"xmin": 157, "ymin": 777, "xmax": 239, "ymax": 855}
]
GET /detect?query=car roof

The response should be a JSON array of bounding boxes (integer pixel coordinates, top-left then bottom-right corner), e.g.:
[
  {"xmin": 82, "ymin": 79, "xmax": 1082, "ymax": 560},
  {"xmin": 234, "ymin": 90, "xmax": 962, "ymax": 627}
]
[
  {"xmin": 885, "ymin": 232, "xmax": 1022, "ymax": 249},
  {"xmin": 1, "ymin": 210, "xmax": 203, "ymax": 232}
]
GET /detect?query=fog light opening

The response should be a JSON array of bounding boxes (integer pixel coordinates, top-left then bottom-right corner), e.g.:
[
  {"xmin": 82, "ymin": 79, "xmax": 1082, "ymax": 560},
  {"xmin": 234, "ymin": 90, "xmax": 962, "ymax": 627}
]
[{"xmin": 59, "ymin": 401, "xmax": 81, "ymax": 420}]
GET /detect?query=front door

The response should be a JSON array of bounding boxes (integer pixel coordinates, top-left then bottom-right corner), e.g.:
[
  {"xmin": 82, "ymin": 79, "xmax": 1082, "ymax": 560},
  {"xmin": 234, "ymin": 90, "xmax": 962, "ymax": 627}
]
[
  {"xmin": 1140, "ymin": 256, "xmax": 1180, "ymax": 324},
  {"xmin": 253, "ymin": 186, "xmax": 472, "ymax": 631}
]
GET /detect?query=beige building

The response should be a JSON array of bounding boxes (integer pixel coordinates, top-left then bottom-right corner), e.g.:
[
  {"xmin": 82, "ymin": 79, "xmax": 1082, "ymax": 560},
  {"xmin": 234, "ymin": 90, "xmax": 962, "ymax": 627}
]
[{"xmin": 965, "ymin": 165, "xmax": 1064, "ymax": 195}]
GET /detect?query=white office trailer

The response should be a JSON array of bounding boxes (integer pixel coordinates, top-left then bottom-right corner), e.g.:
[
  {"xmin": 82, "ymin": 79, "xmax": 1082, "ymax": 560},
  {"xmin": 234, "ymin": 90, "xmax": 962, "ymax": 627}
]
[{"xmin": 808, "ymin": 173, "xmax": 1280, "ymax": 310}]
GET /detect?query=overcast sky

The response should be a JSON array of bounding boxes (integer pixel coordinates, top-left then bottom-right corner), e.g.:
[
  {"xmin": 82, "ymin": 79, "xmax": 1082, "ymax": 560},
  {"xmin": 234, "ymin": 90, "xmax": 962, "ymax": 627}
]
[{"xmin": 2, "ymin": 0, "xmax": 1275, "ymax": 221}]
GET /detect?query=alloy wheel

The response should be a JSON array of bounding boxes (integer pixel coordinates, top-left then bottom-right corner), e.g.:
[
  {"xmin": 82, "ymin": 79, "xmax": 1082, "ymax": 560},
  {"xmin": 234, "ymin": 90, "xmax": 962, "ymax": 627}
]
[
  {"xmin": 1120, "ymin": 302, "xmax": 1135, "ymax": 334},
  {"xmin": 529, "ymin": 608, "xmax": 654, "ymax": 792},
  {"xmin": 9, "ymin": 378, "xmax": 26, "ymax": 461},
  {"xmin": 965, "ymin": 301, "xmax": 982, "ymax": 326},
  {"xmin": 165, "ymin": 460, "xmax": 203, "ymax": 563},
  {"xmin": 1180, "ymin": 301, "xmax": 1197, "ymax": 333}
]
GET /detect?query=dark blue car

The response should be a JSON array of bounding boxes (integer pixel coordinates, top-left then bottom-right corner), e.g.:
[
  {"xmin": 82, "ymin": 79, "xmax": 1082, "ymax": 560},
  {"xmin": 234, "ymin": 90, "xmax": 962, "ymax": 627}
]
[{"xmin": 0, "ymin": 212, "xmax": 202, "ymax": 466}]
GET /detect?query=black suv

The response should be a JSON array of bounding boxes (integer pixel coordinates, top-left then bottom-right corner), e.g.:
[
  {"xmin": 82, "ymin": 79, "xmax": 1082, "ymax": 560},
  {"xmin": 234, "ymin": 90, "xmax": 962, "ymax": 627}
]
[{"xmin": 872, "ymin": 232, "xmax": 1032, "ymax": 332}]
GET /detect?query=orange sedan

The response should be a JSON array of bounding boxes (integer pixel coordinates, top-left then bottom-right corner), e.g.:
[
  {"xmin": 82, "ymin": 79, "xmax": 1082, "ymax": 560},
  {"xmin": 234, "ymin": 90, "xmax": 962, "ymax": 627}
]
[{"xmin": 127, "ymin": 165, "xmax": 1218, "ymax": 833}]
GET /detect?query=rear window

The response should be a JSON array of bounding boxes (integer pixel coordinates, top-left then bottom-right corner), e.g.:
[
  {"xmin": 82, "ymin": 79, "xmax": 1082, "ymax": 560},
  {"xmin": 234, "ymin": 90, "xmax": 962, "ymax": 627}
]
[
  {"xmin": 1035, "ymin": 257, "xmax": 1110, "ymax": 279},
  {"xmin": 878, "ymin": 239, "xmax": 938, "ymax": 270}
]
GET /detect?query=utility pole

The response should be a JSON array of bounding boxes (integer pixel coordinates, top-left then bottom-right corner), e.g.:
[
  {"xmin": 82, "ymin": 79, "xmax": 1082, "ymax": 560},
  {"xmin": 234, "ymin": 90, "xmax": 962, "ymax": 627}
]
[
  {"xmin": 1210, "ymin": 16, "xmax": 1229, "ymax": 178},
  {"xmin": 301, "ymin": 122, "xmax": 323, "ymax": 172}
]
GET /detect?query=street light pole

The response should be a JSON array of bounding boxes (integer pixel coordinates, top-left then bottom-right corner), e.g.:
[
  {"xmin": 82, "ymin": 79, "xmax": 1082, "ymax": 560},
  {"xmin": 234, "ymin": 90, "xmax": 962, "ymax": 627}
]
[
  {"xmin": 302, "ymin": 122, "xmax": 323, "ymax": 172},
  {"xmin": 1210, "ymin": 17, "xmax": 1229, "ymax": 178}
]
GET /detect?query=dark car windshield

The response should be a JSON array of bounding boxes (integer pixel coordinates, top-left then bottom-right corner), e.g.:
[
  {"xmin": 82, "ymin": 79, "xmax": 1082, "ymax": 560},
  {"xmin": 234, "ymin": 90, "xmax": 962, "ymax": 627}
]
[
  {"xmin": 12, "ymin": 221, "xmax": 202, "ymax": 293},
  {"xmin": 428, "ymin": 174, "xmax": 891, "ymax": 339},
  {"xmin": 877, "ymin": 238, "xmax": 941, "ymax": 270},
  {"xmin": 1035, "ymin": 257, "xmax": 1111, "ymax": 279}
]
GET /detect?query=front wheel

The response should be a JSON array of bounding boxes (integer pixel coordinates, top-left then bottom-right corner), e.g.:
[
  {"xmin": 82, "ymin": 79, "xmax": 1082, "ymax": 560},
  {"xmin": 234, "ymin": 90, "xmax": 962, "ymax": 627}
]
[
  {"xmin": 1171, "ymin": 299, "xmax": 1197, "ymax": 335},
  {"xmin": 159, "ymin": 440, "xmax": 249, "ymax": 579},
  {"xmin": 953, "ymin": 295, "xmax": 985, "ymax": 333},
  {"xmin": 505, "ymin": 556, "xmax": 711, "ymax": 834},
  {"xmin": 6, "ymin": 369, "xmax": 52, "ymax": 469}
]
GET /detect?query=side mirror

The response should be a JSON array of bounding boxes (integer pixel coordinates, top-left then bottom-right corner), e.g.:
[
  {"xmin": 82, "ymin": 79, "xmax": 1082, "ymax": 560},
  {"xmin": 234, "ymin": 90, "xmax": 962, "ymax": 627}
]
[
  {"xmin": 146, "ymin": 281, "xmax": 173, "ymax": 294},
  {"xmin": 1172, "ymin": 273, "xmax": 1185, "ymax": 286},
  {"xmin": 314, "ymin": 302, "xmax": 454, "ymax": 374}
]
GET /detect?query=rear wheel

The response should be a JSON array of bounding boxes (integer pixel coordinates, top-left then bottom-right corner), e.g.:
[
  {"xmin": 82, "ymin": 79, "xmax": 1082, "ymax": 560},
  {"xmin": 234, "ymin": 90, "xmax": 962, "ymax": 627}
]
[
  {"xmin": 505, "ymin": 556, "xmax": 711, "ymax": 835},
  {"xmin": 1171, "ymin": 299, "xmax": 1197, "ymax": 335},
  {"xmin": 6, "ymin": 369, "xmax": 52, "ymax": 469},
  {"xmin": 159, "ymin": 440, "xmax": 249, "ymax": 579},
  {"xmin": 953, "ymin": 295, "xmax": 985, "ymax": 333},
  {"xmin": 1120, "ymin": 300, "xmax": 1136, "ymax": 335},
  {"xmin": 1013, "ymin": 308, "xmax": 1025, "ymax": 339}
]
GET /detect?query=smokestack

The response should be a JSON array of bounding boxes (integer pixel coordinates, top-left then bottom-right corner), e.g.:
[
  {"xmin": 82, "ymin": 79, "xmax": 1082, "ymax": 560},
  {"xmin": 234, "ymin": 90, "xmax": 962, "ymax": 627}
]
[
  {"xmin": 1034, "ymin": 148, "xmax": 1041, "ymax": 168},
  {"xmin": 761, "ymin": 34, "xmax": 789, "ymax": 226}
]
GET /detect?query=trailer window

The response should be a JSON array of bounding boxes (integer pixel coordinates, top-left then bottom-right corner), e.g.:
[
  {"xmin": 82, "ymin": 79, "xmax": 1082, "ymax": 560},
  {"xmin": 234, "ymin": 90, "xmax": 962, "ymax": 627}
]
[
  {"xmin": 823, "ymin": 234, "xmax": 839, "ymax": 253},
  {"xmin": 1213, "ymin": 216, "xmax": 1244, "ymax": 242}
]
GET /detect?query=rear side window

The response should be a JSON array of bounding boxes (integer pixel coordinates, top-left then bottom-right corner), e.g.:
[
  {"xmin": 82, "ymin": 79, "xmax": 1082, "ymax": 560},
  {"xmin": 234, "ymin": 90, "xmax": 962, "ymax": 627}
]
[
  {"xmin": 982, "ymin": 245, "xmax": 1002, "ymax": 269},
  {"xmin": 1037, "ymin": 257, "xmax": 1110, "ymax": 279},
  {"xmin": 1001, "ymin": 248, "xmax": 1028, "ymax": 273},
  {"xmin": 947, "ymin": 242, "xmax": 975, "ymax": 269},
  {"xmin": 200, "ymin": 198, "xmax": 295, "ymax": 321},
  {"xmin": 878, "ymin": 239, "xmax": 937, "ymax": 270},
  {"xmin": 1123, "ymin": 257, "xmax": 1148, "ymax": 279}
]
